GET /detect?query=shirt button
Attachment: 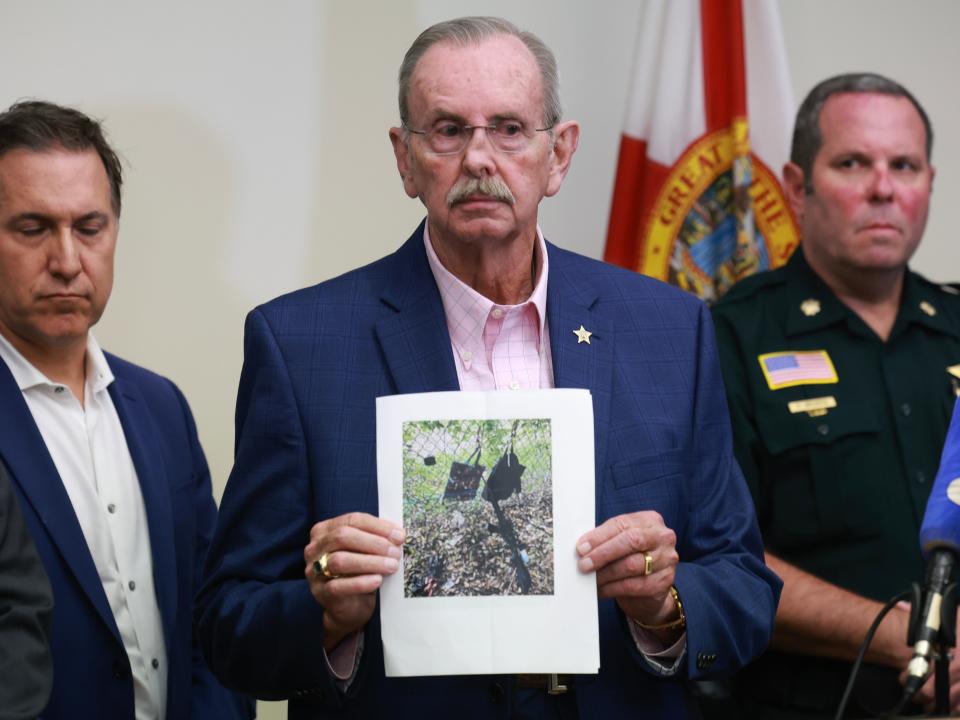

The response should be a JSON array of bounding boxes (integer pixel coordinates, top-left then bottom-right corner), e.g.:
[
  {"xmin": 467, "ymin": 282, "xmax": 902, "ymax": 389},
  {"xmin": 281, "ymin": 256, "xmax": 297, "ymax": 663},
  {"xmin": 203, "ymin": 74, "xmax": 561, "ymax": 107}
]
[
  {"xmin": 128, "ymin": 580, "xmax": 136, "ymax": 591},
  {"xmin": 491, "ymin": 308, "xmax": 504, "ymax": 319},
  {"xmin": 509, "ymin": 380, "xmax": 520, "ymax": 391},
  {"xmin": 107, "ymin": 503, "xmax": 116, "ymax": 514},
  {"xmin": 462, "ymin": 350, "xmax": 473, "ymax": 362},
  {"xmin": 54, "ymin": 386, "xmax": 65, "ymax": 394},
  {"xmin": 901, "ymin": 403, "xmax": 912, "ymax": 416},
  {"xmin": 916, "ymin": 471, "xmax": 926, "ymax": 484},
  {"xmin": 817, "ymin": 424, "xmax": 829, "ymax": 436},
  {"xmin": 151, "ymin": 658, "xmax": 160, "ymax": 670}
]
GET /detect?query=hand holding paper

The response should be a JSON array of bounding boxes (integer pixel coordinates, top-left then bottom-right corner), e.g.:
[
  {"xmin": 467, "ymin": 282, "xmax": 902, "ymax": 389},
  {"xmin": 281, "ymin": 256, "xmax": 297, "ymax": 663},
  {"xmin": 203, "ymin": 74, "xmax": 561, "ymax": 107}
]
[
  {"xmin": 577, "ymin": 511, "xmax": 681, "ymax": 633},
  {"xmin": 303, "ymin": 512, "xmax": 405, "ymax": 650}
]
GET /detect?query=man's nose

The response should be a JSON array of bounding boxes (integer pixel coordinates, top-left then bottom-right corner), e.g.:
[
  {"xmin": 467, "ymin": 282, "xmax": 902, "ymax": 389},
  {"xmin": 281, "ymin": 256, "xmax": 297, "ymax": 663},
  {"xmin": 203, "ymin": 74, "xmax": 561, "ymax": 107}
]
[
  {"xmin": 868, "ymin": 165, "xmax": 895, "ymax": 202},
  {"xmin": 48, "ymin": 228, "xmax": 82, "ymax": 279},
  {"xmin": 461, "ymin": 126, "xmax": 497, "ymax": 178}
]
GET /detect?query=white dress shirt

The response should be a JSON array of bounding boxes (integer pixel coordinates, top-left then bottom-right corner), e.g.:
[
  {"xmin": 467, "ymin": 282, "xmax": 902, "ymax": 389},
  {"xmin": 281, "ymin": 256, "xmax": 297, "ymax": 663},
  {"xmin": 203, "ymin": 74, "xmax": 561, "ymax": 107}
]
[{"xmin": 0, "ymin": 331, "xmax": 167, "ymax": 719}]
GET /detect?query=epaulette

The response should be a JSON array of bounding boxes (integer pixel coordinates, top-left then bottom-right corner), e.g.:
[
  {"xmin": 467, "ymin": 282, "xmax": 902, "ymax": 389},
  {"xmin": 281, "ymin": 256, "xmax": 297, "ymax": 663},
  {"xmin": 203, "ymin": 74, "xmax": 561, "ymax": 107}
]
[{"xmin": 716, "ymin": 268, "xmax": 785, "ymax": 305}]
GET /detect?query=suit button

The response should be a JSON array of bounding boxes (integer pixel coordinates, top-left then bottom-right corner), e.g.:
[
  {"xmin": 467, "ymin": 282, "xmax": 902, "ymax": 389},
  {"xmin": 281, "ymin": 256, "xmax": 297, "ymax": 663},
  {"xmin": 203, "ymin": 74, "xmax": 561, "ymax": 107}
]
[{"xmin": 489, "ymin": 682, "xmax": 505, "ymax": 703}]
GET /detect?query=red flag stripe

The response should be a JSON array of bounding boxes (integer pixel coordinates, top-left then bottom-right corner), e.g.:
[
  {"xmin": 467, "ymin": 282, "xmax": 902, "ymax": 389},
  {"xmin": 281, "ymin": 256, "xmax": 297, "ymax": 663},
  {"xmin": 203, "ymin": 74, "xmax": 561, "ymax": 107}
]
[
  {"xmin": 604, "ymin": 137, "xmax": 671, "ymax": 270},
  {"xmin": 700, "ymin": 0, "xmax": 747, "ymax": 132}
]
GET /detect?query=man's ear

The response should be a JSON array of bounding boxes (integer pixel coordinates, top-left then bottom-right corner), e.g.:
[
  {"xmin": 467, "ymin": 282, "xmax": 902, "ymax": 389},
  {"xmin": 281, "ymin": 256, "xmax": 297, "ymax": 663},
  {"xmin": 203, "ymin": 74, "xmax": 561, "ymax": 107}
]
[
  {"xmin": 389, "ymin": 127, "xmax": 420, "ymax": 199},
  {"xmin": 545, "ymin": 120, "xmax": 580, "ymax": 198},
  {"xmin": 782, "ymin": 162, "xmax": 807, "ymax": 221}
]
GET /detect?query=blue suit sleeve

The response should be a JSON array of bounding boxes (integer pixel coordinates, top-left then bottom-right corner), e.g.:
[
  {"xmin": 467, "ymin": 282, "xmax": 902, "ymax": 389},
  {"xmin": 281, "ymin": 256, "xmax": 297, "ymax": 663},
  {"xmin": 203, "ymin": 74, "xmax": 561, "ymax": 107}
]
[
  {"xmin": 196, "ymin": 309, "xmax": 349, "ymax": 707},
  {"xmin": 673, "ymin": 302, "xmax": 780, "ymax": 677}
]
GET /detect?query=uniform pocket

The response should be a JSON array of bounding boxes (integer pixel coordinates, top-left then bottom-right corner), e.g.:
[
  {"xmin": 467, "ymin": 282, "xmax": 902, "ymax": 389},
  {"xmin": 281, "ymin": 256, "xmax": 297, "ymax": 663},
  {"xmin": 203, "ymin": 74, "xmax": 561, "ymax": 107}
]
[{"xmin": 756, "ymin": 398, "xmax": 884, "ymax": 546}]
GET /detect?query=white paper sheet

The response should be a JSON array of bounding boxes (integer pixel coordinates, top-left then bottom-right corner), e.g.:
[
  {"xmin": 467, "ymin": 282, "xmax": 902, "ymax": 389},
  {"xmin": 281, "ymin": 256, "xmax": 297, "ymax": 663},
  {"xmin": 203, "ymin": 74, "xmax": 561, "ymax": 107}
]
[{"xmin": 376, "ymin": 389, "xmax": 599, "ymax": 677}]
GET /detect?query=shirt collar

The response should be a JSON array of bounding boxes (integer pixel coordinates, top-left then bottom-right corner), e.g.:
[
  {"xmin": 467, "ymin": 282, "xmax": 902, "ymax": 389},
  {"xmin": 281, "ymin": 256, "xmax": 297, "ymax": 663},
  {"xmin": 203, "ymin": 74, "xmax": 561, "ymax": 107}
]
[
  {"xmin": 0, "ymin": 330, "xmax": 114, "ymax": 394},
  {"xmin": 423, "ymin": 221, "xmax": 550, "ymax": 349}
]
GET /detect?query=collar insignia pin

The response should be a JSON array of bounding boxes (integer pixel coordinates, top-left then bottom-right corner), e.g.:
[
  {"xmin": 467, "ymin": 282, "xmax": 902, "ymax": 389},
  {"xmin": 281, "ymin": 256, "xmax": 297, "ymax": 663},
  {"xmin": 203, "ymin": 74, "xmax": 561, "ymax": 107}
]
[
  {"xmin": 573, "ymin": 325, "xmax": 592, "ymax": 345},
  {"xmin": 920, "ymin": 301, "xmax": 937, "ymax": 317},
  {"xmin": 800, "ymin": 299, "xmax": 821, "ymax": 317}
]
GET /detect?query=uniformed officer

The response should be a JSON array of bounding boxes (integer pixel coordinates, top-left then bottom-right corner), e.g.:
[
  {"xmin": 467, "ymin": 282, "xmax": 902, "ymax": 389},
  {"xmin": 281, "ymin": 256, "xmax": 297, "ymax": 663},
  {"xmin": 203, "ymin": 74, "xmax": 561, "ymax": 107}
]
[{"xmin": 711, "ymin": 73, "xmax": 960, "ymax": 719}]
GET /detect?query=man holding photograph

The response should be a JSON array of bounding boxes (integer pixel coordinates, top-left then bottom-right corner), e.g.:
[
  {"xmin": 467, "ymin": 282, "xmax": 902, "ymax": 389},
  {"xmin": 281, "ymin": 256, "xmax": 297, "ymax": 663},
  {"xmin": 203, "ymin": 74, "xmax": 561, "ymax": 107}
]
[{"xmin": 198, "ymin": 16, "xmax": 780, "ymax": 719}]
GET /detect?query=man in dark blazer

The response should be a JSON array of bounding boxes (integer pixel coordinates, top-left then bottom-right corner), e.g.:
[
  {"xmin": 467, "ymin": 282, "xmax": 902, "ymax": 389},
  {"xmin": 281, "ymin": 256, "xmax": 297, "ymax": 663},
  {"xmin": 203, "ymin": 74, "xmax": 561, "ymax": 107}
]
[
  {"xmin": 197, "ymin": 16, "xmax": 780, "ymax": 719},
  {"xmin": 0, "ymin": 101, "xmax": 251, "ymax": 719},
  {"xmin": 0, "ymin": 458, "xmax": 53, "ymax": 720}
]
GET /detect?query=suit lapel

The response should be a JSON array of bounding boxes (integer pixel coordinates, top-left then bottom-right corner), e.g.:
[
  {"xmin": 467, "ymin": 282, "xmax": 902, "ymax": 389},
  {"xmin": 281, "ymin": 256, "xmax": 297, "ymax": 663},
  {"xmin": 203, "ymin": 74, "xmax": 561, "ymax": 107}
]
[
  {"xmin": 545, "ymin": 244, "xmax": 614, "ymax": 514},
  {"xmin": 108, "ymin": 371, "xmax": 177, "ymax": 649},
  {"xmin": 0, "ymin": 360, "xmax": 120, "ymax": 640},
  {"xmin": 375, "ymin": 228, "xmax": 459, "ymax": 394}
]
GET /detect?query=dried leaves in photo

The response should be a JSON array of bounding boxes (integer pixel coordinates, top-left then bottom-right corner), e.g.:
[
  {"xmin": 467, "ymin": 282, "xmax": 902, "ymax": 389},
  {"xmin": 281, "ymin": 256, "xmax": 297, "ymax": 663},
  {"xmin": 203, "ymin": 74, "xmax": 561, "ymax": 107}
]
[{"xmin": 402, "ymin": 418, "xmax": 554, "ymax": 597}]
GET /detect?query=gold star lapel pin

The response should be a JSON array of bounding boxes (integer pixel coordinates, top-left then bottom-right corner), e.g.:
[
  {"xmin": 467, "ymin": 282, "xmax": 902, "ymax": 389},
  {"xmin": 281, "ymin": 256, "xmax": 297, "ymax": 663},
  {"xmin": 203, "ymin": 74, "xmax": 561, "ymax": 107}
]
[
  {"xmin": 573, "ymin": 325, "xmax": 592, "ymax": 344},
  {"xmin": 920, "ymin": 301, "xmax": 937, "ymax": 317},
  {"xmin": 800, "ymin": 298, "xmax": 821, "ymax": 317}
]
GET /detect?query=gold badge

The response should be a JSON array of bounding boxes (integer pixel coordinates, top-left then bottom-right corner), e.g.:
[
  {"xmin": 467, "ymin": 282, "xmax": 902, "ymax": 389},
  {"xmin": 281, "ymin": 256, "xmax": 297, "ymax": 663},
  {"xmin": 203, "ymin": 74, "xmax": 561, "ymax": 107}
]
[
  {"xmin": 788, "ymin": 396, "xmax": 837, "ymax": 417},
  {"xmin": 920, "ymin": 301, "xmax": 937, "ymax": 317},
  {"xmin": 800, "ymin": 299, "xmax": 821, "ymax": 317},
  {"xmin": 573, "ymin": 325, "xmax": 592, "ymax": 344}
]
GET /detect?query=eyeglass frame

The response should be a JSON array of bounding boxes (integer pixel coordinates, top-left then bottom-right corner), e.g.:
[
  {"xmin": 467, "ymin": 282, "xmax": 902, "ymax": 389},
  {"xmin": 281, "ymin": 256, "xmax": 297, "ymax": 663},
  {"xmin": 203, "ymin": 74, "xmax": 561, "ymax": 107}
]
[{"xmin": 402, "ymin": 119, "xmax": 555, "ymax": 155}]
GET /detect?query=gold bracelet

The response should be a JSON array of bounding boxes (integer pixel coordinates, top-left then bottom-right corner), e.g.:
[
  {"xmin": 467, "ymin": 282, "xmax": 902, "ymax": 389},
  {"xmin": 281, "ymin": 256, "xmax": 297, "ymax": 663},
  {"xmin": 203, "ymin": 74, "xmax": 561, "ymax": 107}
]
[{"xmin": 633, "ymin": 585, "xmax": 686, "ymax": 631}]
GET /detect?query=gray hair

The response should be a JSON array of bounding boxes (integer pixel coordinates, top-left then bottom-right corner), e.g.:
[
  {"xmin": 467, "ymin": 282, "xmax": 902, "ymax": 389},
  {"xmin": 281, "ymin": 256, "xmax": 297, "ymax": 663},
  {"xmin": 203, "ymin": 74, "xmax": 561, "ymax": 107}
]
[
  {"xmin": 791, "ymin": 72, "xmax": 933, "ymax": 194},
  {"xmin": 398, "ymin": 16, "xmax": 562, "ymax": 129}
]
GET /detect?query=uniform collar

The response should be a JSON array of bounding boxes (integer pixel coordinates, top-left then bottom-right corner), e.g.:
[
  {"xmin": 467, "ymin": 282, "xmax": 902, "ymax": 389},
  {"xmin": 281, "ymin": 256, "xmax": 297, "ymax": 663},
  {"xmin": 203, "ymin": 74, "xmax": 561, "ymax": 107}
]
[
  {"xmin": 894, "ymin": 270, "xmax": 960, "ymax": 340},
  {"xmin": 784, "ymin": 248, "xmax": 960, "ymax": 341},
  {"xmin": 784, "ymin": 250, "xmax": 849, "ymax": 337}
]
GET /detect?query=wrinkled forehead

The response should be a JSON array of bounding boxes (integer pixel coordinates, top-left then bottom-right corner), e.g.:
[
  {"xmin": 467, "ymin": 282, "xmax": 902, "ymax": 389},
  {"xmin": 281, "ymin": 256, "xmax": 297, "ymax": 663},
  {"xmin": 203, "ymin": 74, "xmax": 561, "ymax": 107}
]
[{"xmin": 406, "ymin": 35, "xmax": 545, "ymax": 123}]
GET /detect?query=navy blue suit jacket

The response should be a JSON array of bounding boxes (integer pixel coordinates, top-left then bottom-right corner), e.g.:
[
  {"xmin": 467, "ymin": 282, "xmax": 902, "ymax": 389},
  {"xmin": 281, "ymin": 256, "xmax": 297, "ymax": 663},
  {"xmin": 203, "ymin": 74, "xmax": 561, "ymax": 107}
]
[
  {"xmin": 0, "ymin": 351, "xmax": 252, "ymax": 719},
  {"xmin": 198, "ymin": 225, "xmax": 780, "ymax": 719}
]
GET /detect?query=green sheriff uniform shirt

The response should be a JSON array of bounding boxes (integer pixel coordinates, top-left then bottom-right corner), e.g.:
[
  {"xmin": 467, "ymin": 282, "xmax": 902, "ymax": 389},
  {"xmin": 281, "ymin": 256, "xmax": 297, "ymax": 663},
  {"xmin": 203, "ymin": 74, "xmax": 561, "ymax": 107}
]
[{"xmin": 711, "ymin": 249, "xmax": 960, "ymax": 718}]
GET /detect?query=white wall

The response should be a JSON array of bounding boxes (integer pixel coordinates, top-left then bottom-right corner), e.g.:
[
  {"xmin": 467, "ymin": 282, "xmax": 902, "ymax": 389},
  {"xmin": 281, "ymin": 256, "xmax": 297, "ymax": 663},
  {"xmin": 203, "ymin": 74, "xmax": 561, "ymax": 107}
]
[{"xmin": 2, "ymin": 2, "xmax": 958, "ymax": 717}]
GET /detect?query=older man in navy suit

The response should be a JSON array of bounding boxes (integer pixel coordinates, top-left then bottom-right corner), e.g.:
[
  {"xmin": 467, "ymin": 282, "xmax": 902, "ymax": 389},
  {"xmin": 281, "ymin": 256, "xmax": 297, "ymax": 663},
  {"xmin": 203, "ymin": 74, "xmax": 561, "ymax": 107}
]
[
  {"xmin": 0, "ymin": 101, "xmax": 251, "ymax": 719},
  {"xmin": 198, "ymin": 16, "xmax": 780, "ymax": 719}
]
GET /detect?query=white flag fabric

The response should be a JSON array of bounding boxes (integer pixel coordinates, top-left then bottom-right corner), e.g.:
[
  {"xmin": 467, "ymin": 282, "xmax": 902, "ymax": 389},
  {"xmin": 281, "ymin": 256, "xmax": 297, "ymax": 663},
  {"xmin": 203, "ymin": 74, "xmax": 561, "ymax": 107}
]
[{"xmin": 605, "ymin": 0, "xmax": 798, "ymax": 302}]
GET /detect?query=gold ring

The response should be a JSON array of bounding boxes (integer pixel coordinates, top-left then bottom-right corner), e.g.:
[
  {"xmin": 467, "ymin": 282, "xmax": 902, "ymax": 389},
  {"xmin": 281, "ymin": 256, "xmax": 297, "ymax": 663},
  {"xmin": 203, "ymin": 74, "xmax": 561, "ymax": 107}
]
[
  {"xmin": 315, "ymin": 553, "xmax": 338, "ymax": 579},
  {"xmin": 643, "ymin": 552, "xmax": 653, "ymax": 576}
]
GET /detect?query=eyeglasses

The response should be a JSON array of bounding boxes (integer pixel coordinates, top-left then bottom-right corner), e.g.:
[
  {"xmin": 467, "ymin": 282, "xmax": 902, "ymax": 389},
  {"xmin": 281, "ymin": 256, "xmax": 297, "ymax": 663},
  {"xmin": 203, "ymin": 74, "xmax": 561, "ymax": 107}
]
[{"xmin": 404, "ymin": 119, "xmax": 553, "ymax": 155}]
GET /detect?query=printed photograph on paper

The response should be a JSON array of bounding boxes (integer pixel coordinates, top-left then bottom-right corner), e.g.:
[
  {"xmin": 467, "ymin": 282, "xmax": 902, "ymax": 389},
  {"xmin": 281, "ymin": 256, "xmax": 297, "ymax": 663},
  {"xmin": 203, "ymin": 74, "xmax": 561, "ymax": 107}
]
[{"xmin": 401, "ymin": 418, "xmax": 554, "ymax": 598}]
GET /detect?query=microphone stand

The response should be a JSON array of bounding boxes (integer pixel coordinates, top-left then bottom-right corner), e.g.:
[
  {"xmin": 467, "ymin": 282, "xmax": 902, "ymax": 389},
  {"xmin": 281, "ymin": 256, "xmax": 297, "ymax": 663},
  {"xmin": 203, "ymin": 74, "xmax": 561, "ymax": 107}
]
[{"xmin": 933, "ymin": 582, "xmax": 957, "ymax": 716}]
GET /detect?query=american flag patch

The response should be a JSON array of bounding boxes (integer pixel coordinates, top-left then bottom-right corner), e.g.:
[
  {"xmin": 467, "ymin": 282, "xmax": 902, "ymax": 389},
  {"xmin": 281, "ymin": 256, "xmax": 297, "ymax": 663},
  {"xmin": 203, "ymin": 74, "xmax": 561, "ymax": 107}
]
[{"xmin": 758, "ymin": 350, "xmax": 838, "ymax": 390}]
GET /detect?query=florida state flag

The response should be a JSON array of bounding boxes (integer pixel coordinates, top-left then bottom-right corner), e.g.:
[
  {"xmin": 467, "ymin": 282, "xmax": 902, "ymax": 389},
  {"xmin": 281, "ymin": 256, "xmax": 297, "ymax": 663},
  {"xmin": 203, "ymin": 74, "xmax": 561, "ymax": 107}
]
[{"xmin": 604, "ymin": 0, "xmax": 799, "ymax": 302}]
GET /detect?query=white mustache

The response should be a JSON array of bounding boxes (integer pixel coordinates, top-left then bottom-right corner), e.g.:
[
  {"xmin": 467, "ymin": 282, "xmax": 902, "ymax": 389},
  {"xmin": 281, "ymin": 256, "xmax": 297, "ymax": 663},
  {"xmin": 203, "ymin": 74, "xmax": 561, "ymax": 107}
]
[{"xmin": 446, "ymin": 176, "xmax": 515, "ymax": 207}]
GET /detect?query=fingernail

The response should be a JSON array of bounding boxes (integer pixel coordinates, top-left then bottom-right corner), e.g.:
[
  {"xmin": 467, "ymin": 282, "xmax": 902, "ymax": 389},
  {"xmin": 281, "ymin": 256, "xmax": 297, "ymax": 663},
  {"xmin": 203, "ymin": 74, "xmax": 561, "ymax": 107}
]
[
  {"xmin": 387, "ymin": 545, "xmax": 401, "ymax": 559},
  {"xmin": 385, "ymin": 557, "xmax": 399, "ymax": 572},
  {"xmin": 577, "ymin": 542, "xmax": 591, "ymax": 556},
  {"xmin": 390, "ymin": 528, "xmax": 405, "ymax": 543},
  {"xmin": 578, "ymin": 557, "xmax": 594, "ymax": 573}
]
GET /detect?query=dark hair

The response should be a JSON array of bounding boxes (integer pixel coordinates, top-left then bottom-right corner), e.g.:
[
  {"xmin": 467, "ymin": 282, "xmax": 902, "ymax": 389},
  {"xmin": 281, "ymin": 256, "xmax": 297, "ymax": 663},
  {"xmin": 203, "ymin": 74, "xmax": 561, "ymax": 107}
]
[
  {"xmin": 398, "ymin": 16, "xmax": 561, "ymax": 129},
  {"xmin": 0, "ymin": 100, "xmax": 123, "ymax": 215},
  {"xmin": 791, "ymin": 73, "xmax": 933, "ymax": 194}
]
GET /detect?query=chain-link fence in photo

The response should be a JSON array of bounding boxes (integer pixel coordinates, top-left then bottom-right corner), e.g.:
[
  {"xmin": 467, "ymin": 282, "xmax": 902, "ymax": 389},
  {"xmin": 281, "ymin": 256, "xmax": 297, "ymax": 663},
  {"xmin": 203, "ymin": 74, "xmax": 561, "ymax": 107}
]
[{"xmin": 402, "ymin": 418, "xmax": 554, "ymax": 598}]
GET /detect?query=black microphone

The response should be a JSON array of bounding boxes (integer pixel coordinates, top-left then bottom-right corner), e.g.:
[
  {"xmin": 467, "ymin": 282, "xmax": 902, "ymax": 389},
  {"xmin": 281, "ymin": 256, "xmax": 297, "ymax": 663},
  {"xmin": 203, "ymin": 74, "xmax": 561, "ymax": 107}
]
[{"xmin": 904, "ymin": 400, "xmax": 960, "ymax": 696}]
